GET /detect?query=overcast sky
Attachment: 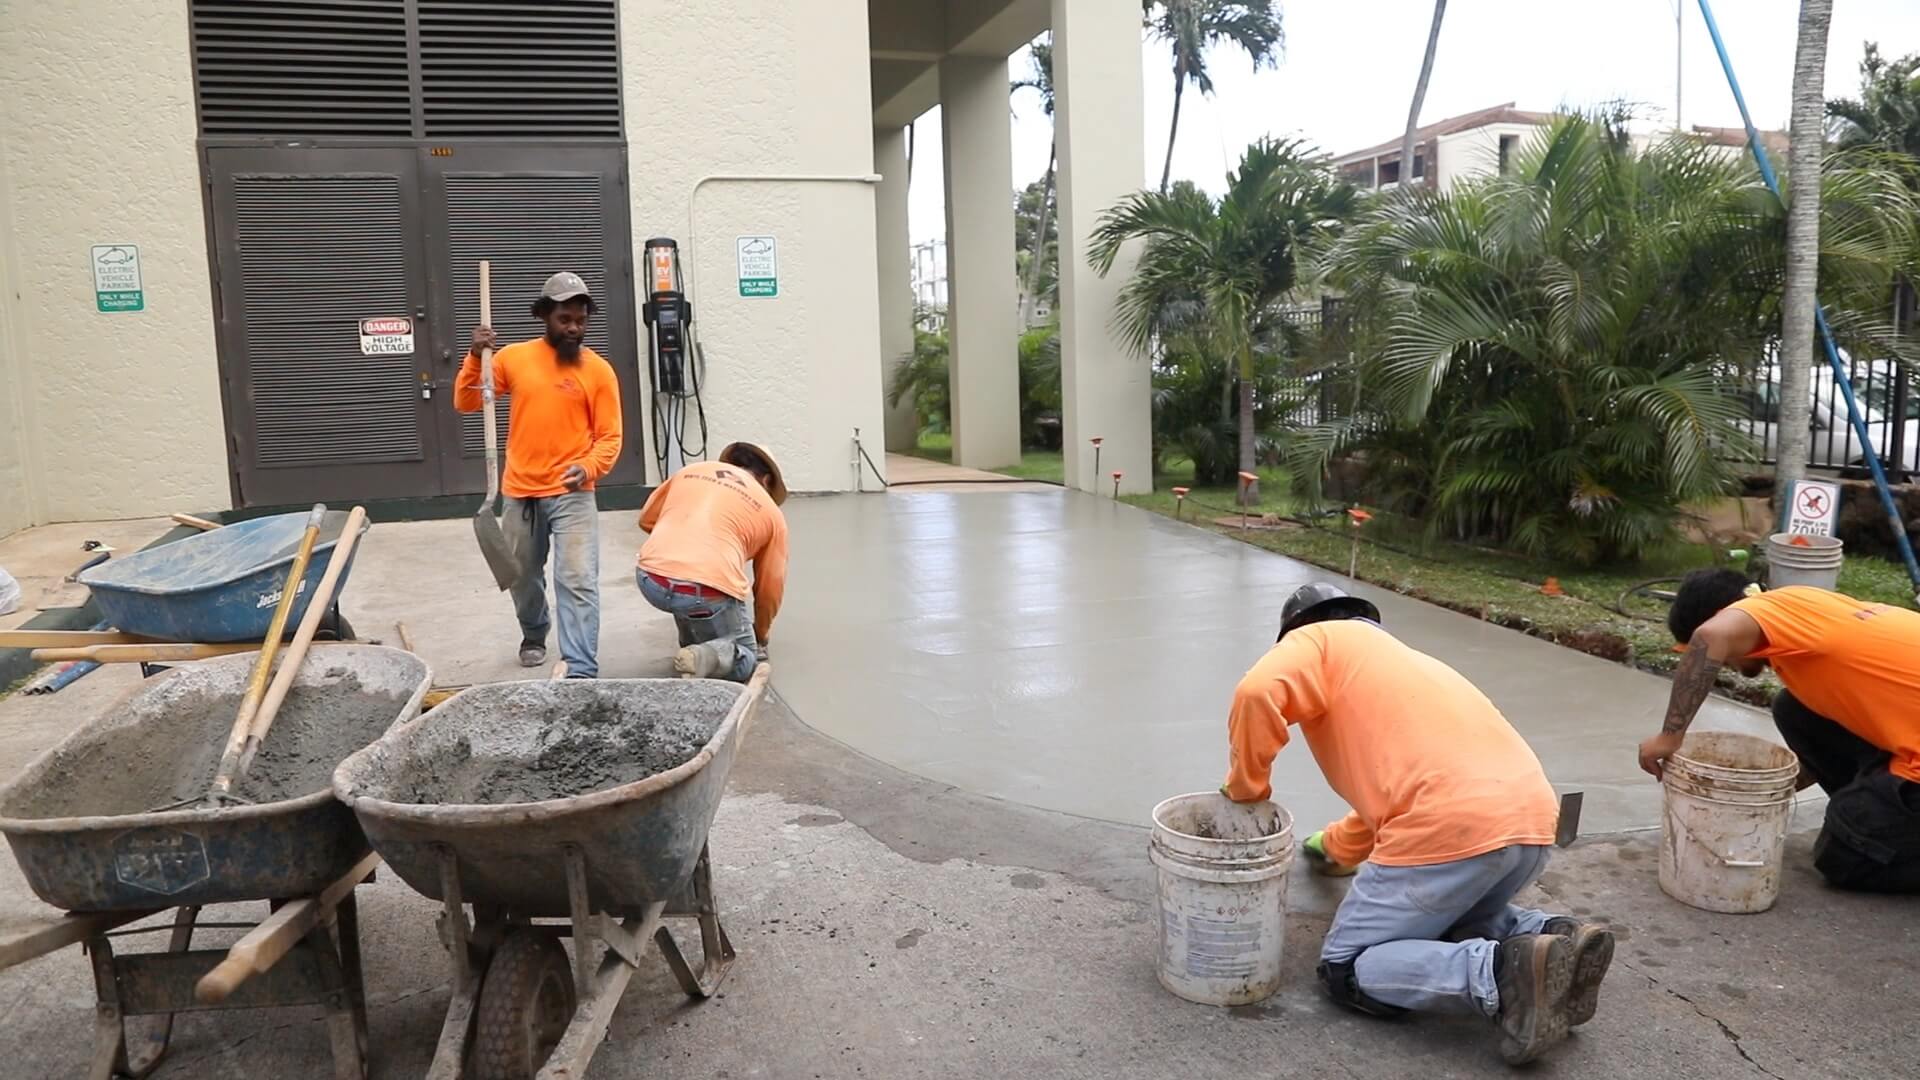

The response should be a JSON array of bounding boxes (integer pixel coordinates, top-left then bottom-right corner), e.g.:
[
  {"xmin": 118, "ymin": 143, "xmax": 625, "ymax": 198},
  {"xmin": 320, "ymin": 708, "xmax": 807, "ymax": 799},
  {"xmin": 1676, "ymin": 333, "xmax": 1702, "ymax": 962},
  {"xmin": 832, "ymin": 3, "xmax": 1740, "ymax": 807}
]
[{"xmin": 906, "ymin": 0, "xmax": 1920, "ymax": 245}]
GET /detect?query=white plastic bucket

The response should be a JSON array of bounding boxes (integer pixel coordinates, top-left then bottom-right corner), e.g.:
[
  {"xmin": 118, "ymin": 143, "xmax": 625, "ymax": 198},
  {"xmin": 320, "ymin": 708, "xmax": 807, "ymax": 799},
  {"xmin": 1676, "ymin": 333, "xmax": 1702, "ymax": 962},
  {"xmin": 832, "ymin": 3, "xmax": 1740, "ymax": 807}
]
[
  {"xmin": 1767, "ymin": 532, "xmax": 1844, "ymax": 591},
  {"xmin": 1149, "ymin": 792, "xmax": 1294, "ymax": 1006},
  {"xmin": 1659, "ymin": 732, "xmax": 1800, "ymax": 914}
]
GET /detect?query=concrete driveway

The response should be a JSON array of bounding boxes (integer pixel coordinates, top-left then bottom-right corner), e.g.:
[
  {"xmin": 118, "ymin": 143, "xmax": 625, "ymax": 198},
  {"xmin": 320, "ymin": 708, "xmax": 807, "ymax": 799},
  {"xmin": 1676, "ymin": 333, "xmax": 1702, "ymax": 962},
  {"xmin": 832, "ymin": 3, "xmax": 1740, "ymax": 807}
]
[{"xmin": 0, "ymin": 488, "xmax": 1901, "ymax": 1080}]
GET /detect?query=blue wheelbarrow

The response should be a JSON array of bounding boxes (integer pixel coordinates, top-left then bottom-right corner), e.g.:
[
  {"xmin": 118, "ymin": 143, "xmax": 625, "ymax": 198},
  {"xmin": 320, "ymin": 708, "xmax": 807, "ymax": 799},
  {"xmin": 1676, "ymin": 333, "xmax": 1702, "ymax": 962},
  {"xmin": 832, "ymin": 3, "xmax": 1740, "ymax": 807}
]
[{"xmin": 78, "ymin": 511, "xmax": 370, "ymax": 644}]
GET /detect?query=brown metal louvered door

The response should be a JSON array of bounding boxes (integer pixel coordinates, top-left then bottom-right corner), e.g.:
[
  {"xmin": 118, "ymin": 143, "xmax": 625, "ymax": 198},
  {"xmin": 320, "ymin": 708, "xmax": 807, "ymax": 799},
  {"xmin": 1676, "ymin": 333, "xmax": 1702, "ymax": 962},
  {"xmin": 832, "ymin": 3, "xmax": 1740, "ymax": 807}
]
[
  {"xmin": 208, "ymin": 147, "xmax": 446, "ymax": 504},
  {"xmin": 190, "ymin": 0, "xmax": 634, "ymax": 504},
  {"xmin": 424, "ymin": 149, "xmax": 644, "ymax": 494}
]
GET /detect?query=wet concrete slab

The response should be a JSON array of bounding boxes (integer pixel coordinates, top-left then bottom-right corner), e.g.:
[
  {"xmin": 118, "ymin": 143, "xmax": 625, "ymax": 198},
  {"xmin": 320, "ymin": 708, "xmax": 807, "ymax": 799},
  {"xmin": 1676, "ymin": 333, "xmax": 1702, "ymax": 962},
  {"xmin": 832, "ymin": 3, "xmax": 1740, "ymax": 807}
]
[{"xmin": 770, "ymin": 490, "xmax": 1775, "ymax": 835}]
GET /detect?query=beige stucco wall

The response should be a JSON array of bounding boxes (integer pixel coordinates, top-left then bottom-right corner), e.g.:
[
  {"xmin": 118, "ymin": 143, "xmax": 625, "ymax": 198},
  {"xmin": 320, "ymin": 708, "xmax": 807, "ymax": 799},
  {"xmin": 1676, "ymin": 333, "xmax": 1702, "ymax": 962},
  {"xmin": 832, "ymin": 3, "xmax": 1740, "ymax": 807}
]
[
  {"xmin": 1, "ymin": 1, "xmax": 228, "ymax": 528},
  {"xmin": 622, "ymin": 0, "xmax": 887, "ymax": 493},
  {"xmin": 0, "ymin": 120, "xmax": 32, "ymax": 539}
]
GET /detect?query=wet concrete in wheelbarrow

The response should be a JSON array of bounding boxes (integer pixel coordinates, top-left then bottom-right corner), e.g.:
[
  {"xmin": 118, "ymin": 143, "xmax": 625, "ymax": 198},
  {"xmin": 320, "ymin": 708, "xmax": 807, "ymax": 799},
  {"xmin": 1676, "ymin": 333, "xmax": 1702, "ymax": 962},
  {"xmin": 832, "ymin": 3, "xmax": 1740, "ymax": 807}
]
[
  {"xmin": 346, "ymin": 680, "xmax": 737, "ymax": 805},
  {"xmin": 1, "ymin": 675, "xmax": 411, "ymax": 818}
]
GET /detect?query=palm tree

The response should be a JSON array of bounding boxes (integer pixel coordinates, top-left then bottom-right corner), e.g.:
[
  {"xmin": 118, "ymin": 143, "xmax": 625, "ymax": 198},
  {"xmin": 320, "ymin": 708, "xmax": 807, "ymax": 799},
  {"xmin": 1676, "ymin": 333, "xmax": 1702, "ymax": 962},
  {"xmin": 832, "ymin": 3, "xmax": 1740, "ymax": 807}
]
[
  {"xmin": 1012, "ymin": 37, "xmax": 1056, "ymax": 328},
  {"xmin": 1828, "ymin": 43, "xmax": 1920, "ymax": 159},
  {"xmin": 1309, "ymin": 111, "xmax": 1920, "ymax": 563},
  {"xmin": 888, "ymin": 306, "xmax": 951, "ymax": 436},
  {"xmin": 1775, "ymin": 0, "xmax": 1834, "ymax": 510},
  {"xmin": 1091, "ymin": 138, "xmax": 1353, "ymax": 502},
  {"xmin": 1829, "ymin": 42, "xmax": 1920, "ymax": 460},
  {"xmin": 1398, "ymin": 0, "xmax": 1447, "ymax": 191},
  {"xmin": 1144, "ymin": 1, "xmax": 1284, "ymax": 194}
]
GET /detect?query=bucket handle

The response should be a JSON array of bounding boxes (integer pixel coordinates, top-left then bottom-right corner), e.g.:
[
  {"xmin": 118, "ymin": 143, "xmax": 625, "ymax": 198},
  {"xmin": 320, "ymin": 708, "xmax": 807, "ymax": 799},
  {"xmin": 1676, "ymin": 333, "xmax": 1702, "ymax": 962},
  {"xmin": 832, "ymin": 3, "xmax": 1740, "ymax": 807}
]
[{"xmin": 1665, "ymin": 803, "xmax": 1778, "ymax": 868}]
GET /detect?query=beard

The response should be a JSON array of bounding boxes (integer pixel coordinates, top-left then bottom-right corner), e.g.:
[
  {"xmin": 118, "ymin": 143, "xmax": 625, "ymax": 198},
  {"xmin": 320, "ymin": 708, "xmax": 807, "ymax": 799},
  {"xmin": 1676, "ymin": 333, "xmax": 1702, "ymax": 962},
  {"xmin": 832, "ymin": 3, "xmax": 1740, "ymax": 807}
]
[{"xmin": 547, "ymin": 331, "xmax": 584, "ymax": 361}]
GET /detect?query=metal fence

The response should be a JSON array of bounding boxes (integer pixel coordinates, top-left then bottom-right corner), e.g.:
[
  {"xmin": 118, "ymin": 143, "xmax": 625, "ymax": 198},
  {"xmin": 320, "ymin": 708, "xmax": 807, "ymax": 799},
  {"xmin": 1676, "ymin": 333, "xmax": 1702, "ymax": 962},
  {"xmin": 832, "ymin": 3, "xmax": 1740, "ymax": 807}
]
[
  {"xmin": 1730, "ymin": 346, "xmax": 1914, "ymax": 476},
  {"xmin": 1273, "ymin": 294, "xmax": 1918, "ymax": 478}
]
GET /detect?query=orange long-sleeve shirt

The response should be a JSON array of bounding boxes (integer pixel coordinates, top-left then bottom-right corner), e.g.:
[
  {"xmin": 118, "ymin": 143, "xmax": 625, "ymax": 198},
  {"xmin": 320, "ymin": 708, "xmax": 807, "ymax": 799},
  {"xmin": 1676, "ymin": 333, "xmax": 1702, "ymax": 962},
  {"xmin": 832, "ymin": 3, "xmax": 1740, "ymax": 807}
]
[
  {"xmin": 454, "ymin": 339, "xmax": 622, "ymax": 498},
  {"xmin": 1224, "ymin": 620, "xmax": 1559, "ymax": 867},
  {"xmin": 637, "ymin": 461, "xmax": 789, "ymax": 642},
  {"xmin": 1733, "ymin": 587, "xmax": 1920, "ymax": 782}
]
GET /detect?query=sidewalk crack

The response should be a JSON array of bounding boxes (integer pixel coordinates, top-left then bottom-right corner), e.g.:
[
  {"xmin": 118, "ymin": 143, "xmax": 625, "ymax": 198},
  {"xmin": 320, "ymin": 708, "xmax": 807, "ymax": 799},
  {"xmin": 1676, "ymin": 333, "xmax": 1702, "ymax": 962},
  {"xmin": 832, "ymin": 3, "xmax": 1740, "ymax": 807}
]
[{"xmin": 1619, "ymin": 957, "xmax": 1785, "ymax": 1080}]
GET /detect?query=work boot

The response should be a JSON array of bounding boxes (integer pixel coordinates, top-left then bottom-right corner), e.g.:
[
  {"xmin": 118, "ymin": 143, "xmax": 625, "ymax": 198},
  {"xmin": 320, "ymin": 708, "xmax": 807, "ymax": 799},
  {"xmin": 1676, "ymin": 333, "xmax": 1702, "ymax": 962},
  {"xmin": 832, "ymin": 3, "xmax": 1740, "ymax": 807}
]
[
  {"xmin": 1493, "ymin": 933, "xmax": 1574, "ymax": 1065},
  {"xmin": 1543, "ymin": 917, "xmax": 1615, "ymax": 1027},
  {"xmin": 518, "ymin": 640, "xmax": 547, "ymax": 668},
  {"xmin": 673, "ymin": 641, "xmax": 734, "ymax": 680}
]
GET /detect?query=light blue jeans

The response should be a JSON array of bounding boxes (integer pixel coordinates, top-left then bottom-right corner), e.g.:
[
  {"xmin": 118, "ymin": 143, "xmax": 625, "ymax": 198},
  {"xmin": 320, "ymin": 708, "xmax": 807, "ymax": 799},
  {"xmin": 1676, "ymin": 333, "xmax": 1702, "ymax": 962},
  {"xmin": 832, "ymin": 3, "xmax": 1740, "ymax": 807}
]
[
  {"xmin": 1321, "ymin": 844, "xmax": 1554, "ymax": 1016},
  {"xmin": 503, "ymin": 492, "xmax": 600, "ymax": 678},
  {"xmin": 636, "ymin": 571, "xmax": 758, "ymax": 683}
]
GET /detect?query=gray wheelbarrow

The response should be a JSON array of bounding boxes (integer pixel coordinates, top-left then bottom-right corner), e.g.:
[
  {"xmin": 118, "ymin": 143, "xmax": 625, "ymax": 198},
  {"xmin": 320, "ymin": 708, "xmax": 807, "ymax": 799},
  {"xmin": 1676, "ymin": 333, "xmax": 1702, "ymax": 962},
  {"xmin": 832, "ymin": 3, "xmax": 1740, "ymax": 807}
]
[{"xmin": 333, "ymin": 668, "xmax": 767, "ymax": 1080}]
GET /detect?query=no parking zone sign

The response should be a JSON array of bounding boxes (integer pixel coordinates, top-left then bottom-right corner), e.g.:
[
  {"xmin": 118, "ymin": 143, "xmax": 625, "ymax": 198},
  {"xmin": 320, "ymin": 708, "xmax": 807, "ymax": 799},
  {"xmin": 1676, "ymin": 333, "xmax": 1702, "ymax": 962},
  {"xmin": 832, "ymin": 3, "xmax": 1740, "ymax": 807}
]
[{"xmin": 1786, "ymin": 479, "xmax": 1841, "ymax": 537}]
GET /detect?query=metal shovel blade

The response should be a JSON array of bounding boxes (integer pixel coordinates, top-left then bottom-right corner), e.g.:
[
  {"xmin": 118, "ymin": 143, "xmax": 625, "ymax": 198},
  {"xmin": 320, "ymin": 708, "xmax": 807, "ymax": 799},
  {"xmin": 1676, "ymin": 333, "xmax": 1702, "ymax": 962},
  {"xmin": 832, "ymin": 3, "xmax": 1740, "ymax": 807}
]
[
  {"xmin": 474, "ymin": 504, "xmax": 519, "ymax": 591},
  {"xmin": 1555, "ymin": 791, "xmax": 1584, "ymax": 848}
]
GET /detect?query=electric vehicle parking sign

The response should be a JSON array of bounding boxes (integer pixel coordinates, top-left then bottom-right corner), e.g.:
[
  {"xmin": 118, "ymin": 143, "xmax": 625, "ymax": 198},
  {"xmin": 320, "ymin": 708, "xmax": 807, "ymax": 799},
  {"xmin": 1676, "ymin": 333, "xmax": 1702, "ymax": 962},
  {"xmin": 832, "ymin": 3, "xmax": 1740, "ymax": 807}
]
[{"xmin": 736, "ymin": 235, "xmax": 778, "ymax": 297}]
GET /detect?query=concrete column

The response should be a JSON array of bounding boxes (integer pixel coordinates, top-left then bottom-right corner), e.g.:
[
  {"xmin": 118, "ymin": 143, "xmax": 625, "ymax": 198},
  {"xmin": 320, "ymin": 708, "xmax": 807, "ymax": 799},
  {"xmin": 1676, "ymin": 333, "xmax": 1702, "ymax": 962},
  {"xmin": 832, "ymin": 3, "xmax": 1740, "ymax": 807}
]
[
  {"xmin": 874, "ymin": 125, "xmax": 919, "ymax": 454},
  {"xmin": 1053, "ymin": 0, "xmax": 1151, "ymax": 494},
  {"xmin": 939, "ymin": 55, "xmax": 1021, "ymax": 470}
]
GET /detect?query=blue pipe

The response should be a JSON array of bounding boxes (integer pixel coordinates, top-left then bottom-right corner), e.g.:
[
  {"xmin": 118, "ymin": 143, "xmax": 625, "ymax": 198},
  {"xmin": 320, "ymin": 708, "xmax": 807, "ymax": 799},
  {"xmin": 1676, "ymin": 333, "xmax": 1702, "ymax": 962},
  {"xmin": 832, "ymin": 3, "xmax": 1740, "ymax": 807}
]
[
  {"xmin": 34, "ymin": 660, "xmax": 100, "ymax": 695},
  {"xmin": 1696, "ymin": 0, "xmax": 1920, "ymax": 592}
]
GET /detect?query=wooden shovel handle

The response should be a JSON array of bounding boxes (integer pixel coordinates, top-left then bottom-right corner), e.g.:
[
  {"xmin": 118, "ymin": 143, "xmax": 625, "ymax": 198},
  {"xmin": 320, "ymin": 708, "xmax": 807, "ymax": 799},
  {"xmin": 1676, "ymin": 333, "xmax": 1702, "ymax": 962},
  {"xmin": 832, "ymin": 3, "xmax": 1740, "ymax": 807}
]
[
  {"xmin": 235, "ymin": 506, "xmax": 368, "ymax": 779},
  {"xmin": 30, "ymin": 642, "xmax": 264, "ymax": 663},
  {"xmin": 210, "ymin": 504, "xmax": 326, "ymax": 798}
]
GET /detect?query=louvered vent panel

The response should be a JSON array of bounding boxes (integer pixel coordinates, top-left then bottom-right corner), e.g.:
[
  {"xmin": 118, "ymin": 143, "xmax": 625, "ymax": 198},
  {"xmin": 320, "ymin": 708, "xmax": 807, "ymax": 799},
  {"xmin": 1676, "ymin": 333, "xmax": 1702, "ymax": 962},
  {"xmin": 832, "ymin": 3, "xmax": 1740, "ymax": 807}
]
[
  {"xmin": 445, "ymin": 175, "xmax": 610, "ymax": 457},
  {"xmin": 232, "ymin": 175, "xmax": 423, "ymax": 467},
  {"xmin": 191, "ymin": 0, "xmax": 412, "ymax": 136},
  {"xmin": 419, "ymin": 1, "xmax": 623, "ymax": 137}
]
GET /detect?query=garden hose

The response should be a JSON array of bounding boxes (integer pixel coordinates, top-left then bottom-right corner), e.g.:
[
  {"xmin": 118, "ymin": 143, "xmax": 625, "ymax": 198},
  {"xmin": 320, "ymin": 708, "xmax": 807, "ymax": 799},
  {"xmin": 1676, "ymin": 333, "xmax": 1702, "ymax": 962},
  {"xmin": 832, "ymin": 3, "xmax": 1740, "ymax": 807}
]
[{"xmin": 1610, "ymin": 577, "xmax": 1685, "ymax": 622}]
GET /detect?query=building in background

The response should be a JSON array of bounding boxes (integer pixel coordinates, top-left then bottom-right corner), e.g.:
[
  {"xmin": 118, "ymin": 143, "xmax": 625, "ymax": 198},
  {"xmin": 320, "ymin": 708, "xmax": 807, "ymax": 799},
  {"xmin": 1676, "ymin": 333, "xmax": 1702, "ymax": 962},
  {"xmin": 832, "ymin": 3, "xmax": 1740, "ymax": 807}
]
[
  {"xmin": 0, "ymin": 0, "xmax": 1150, "ymax": 535},
  {"xmin": 1333, "ymin": 102, "xmax": 1787, "ymax": 193}
]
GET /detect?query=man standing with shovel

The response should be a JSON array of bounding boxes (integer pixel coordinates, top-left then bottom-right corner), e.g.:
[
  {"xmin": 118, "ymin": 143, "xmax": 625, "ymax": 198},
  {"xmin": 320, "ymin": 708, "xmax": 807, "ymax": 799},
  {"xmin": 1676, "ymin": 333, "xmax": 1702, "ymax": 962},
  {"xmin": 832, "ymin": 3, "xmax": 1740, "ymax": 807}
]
[{"xmin": 457, "ymin": 271, "xmax": 622, "ymax": 677}]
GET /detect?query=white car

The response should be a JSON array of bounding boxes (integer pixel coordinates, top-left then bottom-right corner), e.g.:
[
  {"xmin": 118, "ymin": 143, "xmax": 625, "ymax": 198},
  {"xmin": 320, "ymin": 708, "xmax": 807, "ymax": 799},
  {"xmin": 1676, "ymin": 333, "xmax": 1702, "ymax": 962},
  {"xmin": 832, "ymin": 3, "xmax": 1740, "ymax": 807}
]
[{"xmin": 1737, "ymin": 365, "xmax": 1920, "ymax": 475}]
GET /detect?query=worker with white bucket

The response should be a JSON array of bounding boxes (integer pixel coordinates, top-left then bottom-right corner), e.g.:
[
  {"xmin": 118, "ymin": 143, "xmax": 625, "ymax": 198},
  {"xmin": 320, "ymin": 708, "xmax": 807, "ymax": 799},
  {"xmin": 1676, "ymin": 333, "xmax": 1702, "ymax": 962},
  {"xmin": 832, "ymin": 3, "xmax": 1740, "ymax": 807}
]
[
  {"xmin": 1640, "ymin": 570, "xmax": 1920, "ymax": 893},
  {"xmin": 1221, "ymin": 582, "xmax": 1614, "ymax": 1065}
]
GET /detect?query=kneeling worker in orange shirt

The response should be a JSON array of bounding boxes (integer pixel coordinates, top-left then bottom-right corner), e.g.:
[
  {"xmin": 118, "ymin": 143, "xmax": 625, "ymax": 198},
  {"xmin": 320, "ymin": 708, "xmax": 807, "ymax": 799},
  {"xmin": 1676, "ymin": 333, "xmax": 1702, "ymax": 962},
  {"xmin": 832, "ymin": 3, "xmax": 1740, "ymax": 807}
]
[
  {"xmin": 636, "ymin": 443, "xmax": 789, "ymax": 682},
  {"xmin": 1223, "ymin": 583, "xmax": 1613, "ymax": 1064},
  {"xmin": 1639, "ymin": 572, "xmax": 1920, "ymax": 892}
]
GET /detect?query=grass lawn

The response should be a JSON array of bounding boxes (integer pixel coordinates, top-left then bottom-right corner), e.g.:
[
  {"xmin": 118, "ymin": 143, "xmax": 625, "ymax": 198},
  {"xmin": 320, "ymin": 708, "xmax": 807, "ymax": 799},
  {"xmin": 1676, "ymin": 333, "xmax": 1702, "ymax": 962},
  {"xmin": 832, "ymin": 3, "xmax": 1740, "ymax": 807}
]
[
  {"xmin": 910, "ymin": 433, "xmax": 1065, "ymax": 485},
  {"xmin": 1124, "ymin": 479, "xmax": 1914, "ymax": 705}
]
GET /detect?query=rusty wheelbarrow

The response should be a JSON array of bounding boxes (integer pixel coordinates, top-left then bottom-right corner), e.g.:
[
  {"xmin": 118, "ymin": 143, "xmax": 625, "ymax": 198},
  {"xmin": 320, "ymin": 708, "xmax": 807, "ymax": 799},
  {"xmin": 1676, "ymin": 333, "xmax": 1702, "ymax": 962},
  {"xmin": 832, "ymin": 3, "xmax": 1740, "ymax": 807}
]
[
  {"xmin": 0, "ymin": 644, "xmax": 431, "ymax": 1079},
  {"xmin": 333, "ymin": 668, "xmax": 767, "ymax": 1080}
]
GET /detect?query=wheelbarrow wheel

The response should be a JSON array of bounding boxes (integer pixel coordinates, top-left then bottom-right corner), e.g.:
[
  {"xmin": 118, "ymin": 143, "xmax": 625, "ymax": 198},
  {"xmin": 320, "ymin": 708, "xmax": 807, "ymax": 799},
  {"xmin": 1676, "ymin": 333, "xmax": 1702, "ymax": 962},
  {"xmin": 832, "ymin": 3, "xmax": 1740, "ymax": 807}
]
[
  {"xmin": 319, "ymin": 607, "xmax": 355, "ymax": 642},
  {"xmin": 471, "ymin": 929, "xmax": 577, "ymax": 1080}
]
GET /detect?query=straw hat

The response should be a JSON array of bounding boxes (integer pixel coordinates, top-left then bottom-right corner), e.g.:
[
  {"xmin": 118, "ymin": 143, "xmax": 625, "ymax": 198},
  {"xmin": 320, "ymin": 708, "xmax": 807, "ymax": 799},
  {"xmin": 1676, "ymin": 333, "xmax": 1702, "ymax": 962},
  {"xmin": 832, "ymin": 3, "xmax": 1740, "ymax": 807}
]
[{"xmin": 720, "ymin": 442, "xmax": 788, "ymax": 506}]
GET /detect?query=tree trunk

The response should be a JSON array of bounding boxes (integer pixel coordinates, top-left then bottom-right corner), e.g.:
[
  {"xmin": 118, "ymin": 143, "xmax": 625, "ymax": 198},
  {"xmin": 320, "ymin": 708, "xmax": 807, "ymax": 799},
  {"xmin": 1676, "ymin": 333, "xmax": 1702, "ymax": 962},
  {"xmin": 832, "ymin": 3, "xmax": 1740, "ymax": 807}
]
[
  {"xmin": 1399, "ymin": 0, "xmax": 1446, "ymax": 191},
  {"xmin": 1237, "ymin": 350, "xmax": 1258, "ymax": 504},
  {"xmin": 1775, "ymin": 0, "xmax": 1833, "ymax": 516},
  {"xmin": 1160, "ymin": 63, "xmax": 1185, "ymax": 194},
  {"xmin": 1021, "ymin": 142, "xmax": 1056, "ymax": 329}
]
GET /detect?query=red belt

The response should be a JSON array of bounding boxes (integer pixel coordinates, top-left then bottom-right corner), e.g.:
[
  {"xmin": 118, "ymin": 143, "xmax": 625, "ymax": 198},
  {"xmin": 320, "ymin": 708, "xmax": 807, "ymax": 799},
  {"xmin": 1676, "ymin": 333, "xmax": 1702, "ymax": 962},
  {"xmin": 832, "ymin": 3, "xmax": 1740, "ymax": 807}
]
[{"xmin": 645, "ymin": 573, "xmax": 725, "ymax": 599}]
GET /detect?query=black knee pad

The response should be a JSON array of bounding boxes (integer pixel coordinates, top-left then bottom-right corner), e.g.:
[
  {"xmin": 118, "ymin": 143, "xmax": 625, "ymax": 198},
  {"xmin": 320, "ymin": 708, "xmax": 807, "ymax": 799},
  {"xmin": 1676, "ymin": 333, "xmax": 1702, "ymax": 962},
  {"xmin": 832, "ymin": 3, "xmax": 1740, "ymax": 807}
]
[{"xmin": 1317, "ymin": 959, "xmax": 1408, "ymax": 1018}]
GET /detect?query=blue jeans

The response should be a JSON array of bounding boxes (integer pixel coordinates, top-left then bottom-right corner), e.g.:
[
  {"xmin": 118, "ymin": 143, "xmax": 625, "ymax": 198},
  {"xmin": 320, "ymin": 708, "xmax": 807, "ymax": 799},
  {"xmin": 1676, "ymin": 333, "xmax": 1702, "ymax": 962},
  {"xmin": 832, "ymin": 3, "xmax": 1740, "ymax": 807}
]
[
  {"xmin": 503, "ymin": 492, "xmax": 600, "ymax": 678},
  {"xmin": 1321, "ymin": 844, "xmax": 1554, "ymax": 1016},
  {"xmin": 636, "ymin": 571, "xmax": 758, "ymax": 683}
]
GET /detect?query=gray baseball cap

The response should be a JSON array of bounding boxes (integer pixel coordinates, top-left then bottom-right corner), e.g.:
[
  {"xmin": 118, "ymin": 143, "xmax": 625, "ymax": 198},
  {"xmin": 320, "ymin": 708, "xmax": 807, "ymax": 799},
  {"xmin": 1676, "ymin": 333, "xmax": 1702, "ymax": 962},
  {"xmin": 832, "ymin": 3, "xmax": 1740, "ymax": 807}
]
[{"xmin": 540, "ymin": 271, "xmax": 592, "ymax": 303}]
